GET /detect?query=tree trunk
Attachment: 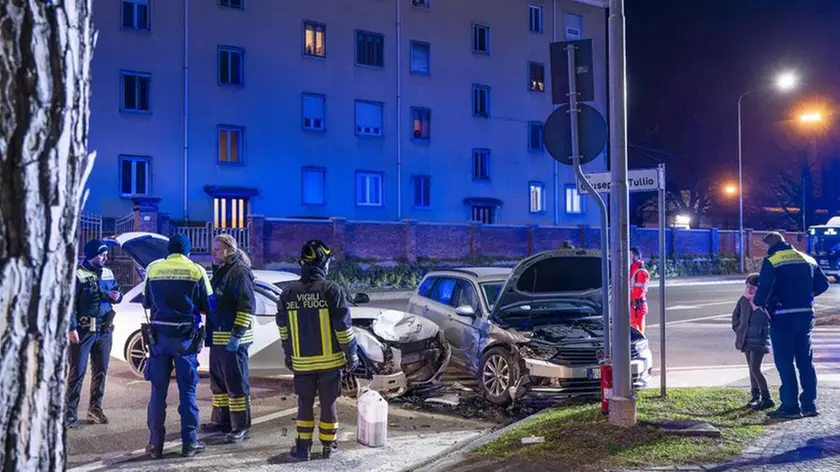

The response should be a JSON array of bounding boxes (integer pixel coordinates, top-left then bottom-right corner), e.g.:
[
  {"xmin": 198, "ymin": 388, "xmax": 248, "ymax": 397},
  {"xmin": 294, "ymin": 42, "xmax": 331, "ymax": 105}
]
[{"xmin": 0, "ymin": 1, "xmax": 95, "ymax": 470}]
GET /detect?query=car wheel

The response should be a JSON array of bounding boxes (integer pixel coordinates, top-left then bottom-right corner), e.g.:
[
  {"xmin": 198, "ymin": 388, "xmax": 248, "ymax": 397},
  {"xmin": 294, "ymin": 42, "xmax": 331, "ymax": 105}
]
[
  {"xmin": 125, "ymin": 330, "xmax": 149, "ymax": 379},
  {"xmin": 479, "ymin": 347, "xmax": 520, "ymax": 406}
]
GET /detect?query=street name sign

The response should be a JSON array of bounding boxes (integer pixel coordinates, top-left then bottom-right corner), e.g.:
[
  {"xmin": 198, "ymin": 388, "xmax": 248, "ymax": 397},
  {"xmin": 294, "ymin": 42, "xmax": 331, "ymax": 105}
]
[{"xmin": 576, "ymin": 168, "xmax": 663, "ymax": 195}]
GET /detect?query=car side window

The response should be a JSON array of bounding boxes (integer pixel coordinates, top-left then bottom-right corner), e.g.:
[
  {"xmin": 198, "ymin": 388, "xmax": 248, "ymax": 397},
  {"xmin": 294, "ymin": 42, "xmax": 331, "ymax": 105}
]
[
  {"xmin": 430, "ymin": 277, "xmax": 458, "ymax": 306},
  {"xmin": 418, "ymin": 276, "xmax": 437, "ymax": 298},
  {"xmin": 455, "ymin": 281, "xmax": 480, "ymax": 312}
]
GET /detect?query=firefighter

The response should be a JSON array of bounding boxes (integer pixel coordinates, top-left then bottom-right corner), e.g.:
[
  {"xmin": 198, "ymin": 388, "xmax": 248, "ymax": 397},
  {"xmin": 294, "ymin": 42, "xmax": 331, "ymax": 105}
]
[
  {"xmin": 142, "ymin": 234, "xmax": 211, "ymax": 458},
  {"xmin": 202, "ymin": 234, "xmax": 257, "ymax": 443},
  {"xmin": 66, "ymin": 239, "xmax": 122, "ymax": 429},
  {"xmin": 276, "ymin": 240, "xmax": 359, "ymax": 462},
  {"xmin": 630, "ymin": 247, "xmax": 651, "ymax": 333}
]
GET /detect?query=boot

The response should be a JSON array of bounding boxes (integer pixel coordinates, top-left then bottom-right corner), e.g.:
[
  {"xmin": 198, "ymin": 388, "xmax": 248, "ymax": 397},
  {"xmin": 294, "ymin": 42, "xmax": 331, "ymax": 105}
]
[
  {"xmin": 225, "ymin": 428, "xmax": 250, "ymax": 443},
  {"xmin": 746, "ymin": 389, "xmax": 761, "ymax": 408},
  {"xmin": 181, "ymin": 441, "xmax": 206, "ymax": 458},
  {"xmin": 322, "ymin": 442, "xmax": 339, "ymax": 459},
  {"xmin": 752, "ymin": 391, "xmax": 775, "ymax": 411},
  {"xmin": 145, "ymin": 444, "xmax": 163, "ymax": 460},
  {"xmin": 290, "ymin": 442, "xmax": 311, "ymax": 462},
  {"xmin": 87, "ymin": 409, "xmax": 109, "ymax": 424}
]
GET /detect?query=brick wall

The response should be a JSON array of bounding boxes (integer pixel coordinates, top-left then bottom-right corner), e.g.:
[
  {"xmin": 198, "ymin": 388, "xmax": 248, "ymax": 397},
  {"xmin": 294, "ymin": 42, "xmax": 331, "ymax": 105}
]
[{"xmin": 250, "ymin": 216, "xmax": 807, "ymax": 266}]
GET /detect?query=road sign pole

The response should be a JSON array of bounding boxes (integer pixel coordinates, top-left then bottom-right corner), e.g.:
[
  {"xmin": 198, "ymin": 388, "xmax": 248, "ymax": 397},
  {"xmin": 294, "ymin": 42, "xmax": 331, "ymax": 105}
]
[
  {"xmin": 658, "ymin": 163, "xmax": 667, "ymax": 398},
  {"xmin": 608, "ymin": 0, "xmax": 636, "ymax": 427},
  {"xmin": 565, "ymin": 42, "xmax": 611, "ymax": 359}
]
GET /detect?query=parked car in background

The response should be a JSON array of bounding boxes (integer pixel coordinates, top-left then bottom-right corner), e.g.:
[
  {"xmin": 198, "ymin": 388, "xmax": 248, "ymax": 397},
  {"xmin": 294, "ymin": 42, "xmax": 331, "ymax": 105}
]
[
  {"xmin": 407, "ymin": 249, "xmax": 653, "ymax": 405},
  {"xmin": 104, "ymin": 232, "xmax": 449, "ymax": 398}
]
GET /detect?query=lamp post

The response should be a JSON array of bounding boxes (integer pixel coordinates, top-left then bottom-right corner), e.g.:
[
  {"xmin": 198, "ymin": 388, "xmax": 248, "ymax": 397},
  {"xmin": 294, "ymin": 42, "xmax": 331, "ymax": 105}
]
[
  {"xmin": 797, "ymin": 110, "xmax": 824, "ymax": 231},
  {"xmin": 737, "ymin": 71, "xmax": 798, "ymax": 272}
]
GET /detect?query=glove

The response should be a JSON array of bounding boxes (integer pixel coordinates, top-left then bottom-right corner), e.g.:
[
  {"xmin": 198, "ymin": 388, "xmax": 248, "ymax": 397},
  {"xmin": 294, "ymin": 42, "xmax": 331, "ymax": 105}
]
[
  {"xmin": 284, "ymin": 355, "xmax": 293, "ymax": 371},
  {"xmin": 346, "ymin": 353, "xmax": 359, "ymax": 372},
  {"xmin": 226, "ymin": 336, "xmax": 241, "ymax": 352}
]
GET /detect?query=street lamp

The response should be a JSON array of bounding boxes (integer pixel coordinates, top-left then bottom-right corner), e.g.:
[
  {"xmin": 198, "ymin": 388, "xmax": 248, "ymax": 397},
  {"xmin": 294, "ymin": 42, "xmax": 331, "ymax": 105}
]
[
  {"xmin": 799, "ymin": 111, "xmax": 823, "ymax": 123},
  {"xmin": 724, "ymin": 183, "xmax": 738, "ymax": 196},
  {"xmin": 737, "ymin": 71, "xmax": 799, "ymax": 272}
]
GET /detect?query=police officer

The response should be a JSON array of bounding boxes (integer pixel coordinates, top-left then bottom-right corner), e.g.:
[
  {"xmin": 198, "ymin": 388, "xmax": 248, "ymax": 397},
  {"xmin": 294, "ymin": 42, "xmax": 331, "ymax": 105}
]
[
  {"xmin": 142, "ymin": 234, "xmax": 211, "ymax": 458},
  {"xmin": 66, "ymin": 239, "xmax": 122, "ymax": 428},
  {"xmin": 630, "ymin": 247, "xmax": 651, "ymax": 334},
  {"xmin": 276, "ymin": 240, "xmax": 359, "ymax": 461},
  {"xmin": 754, "ymin": 232, "xmax": 830, "ymax": 419},
  {"xmin": 202, "ymin": 234, "xmax": 257, "ymax": 443}
]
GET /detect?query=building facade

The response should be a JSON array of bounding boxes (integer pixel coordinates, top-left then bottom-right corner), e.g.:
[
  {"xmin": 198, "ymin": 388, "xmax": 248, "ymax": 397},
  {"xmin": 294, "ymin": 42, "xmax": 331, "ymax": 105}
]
[{"xmin": 86, "ymin": 0, "xmax": 609, "ymax": 229}]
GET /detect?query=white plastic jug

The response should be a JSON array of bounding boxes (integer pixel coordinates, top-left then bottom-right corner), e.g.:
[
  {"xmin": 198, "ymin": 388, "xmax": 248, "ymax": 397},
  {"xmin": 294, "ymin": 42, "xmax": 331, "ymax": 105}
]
[{"xmin": 357, "ymin": 387, "xmax": 388, "ymax": 447}]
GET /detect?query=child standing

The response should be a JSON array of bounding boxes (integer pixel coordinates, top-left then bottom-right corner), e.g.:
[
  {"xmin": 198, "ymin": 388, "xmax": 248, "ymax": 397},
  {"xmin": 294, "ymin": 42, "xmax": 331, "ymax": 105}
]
[{"xmin": 732, "ymin": 273, "xmax": 775, "ymax": 410}]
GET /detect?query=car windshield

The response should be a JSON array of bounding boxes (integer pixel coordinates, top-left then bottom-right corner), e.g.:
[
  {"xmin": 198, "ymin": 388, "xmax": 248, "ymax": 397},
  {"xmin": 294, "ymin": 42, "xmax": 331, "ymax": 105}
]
[{"xmin": 480, "ymin": 282, "xmax": 504, "ymax": 310}]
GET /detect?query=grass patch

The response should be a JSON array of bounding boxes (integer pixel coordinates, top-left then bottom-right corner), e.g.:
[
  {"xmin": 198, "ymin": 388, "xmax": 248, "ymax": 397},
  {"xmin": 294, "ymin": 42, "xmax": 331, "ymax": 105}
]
[{"xmin": 475, "ymin": 387, "xmax": 768, "ymax": 471}]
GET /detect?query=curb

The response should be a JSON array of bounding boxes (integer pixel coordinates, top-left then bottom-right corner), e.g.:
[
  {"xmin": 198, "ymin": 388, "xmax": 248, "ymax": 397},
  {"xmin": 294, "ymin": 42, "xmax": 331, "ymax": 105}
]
[{"xmin": 404, "ymin": 413, "xmax": 540, "ymax": 472}]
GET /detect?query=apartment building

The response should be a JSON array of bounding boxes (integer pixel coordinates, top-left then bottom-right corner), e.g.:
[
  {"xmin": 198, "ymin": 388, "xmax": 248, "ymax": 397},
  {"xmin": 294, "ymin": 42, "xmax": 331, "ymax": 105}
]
[{"xmin": 85, "ymin": 0, "xmax": 609, "ymax": 229}]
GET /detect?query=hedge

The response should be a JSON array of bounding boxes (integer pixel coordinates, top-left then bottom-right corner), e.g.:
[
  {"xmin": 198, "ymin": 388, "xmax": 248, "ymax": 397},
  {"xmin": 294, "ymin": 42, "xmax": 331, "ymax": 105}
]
[{"xmin": 326, "ymin": 256, "xmax": 747, "ymax": 292}]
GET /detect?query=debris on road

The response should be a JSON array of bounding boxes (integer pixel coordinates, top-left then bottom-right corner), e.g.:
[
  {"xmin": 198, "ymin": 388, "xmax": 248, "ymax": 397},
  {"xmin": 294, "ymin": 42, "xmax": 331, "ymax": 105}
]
[{"xmin": 521, "ymin": 436, "xmax": 545, "ymax": 444}]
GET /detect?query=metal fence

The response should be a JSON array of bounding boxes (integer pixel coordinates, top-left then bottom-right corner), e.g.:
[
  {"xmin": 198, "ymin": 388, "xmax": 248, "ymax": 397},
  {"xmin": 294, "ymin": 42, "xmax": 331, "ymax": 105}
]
[
  {"xmin": 78, "ymin": 213, "xmax": 103, "ymax": 256},
  {"xmin": 171, "ymin": 222, "xmax": 250, "ymax": 254}
]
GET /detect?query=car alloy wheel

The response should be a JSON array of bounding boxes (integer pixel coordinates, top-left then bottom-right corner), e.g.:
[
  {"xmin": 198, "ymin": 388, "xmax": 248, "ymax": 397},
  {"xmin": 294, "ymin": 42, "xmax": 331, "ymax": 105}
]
[
  {"xmin": 482, "ymin": 353, "xmax": 511, "ymax": 398},
  {"xmin": 126, "ymin": 330, "xmax": 149, "ymax": 378}
]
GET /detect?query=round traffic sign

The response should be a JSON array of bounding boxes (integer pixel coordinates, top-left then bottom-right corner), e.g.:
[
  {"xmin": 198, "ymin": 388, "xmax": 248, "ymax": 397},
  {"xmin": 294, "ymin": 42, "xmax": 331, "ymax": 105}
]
[{"xmin": 543, "ymin": 103, "xmax": 608, "ymax": 166}]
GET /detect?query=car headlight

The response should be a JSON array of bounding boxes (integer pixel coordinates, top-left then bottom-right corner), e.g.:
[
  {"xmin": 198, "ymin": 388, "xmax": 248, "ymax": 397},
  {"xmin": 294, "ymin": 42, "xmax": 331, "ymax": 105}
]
[
  {"xmin": 634, "ymin": 339, "xmax": 649, "ymax": 354},
  {"xmin": 519, "ymin": 344, "xmax": 558, "ymax": 360}
]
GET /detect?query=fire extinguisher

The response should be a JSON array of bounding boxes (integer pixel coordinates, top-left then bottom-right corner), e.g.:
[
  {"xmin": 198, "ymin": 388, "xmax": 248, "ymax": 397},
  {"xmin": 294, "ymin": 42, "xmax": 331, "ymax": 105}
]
[{"xmin": 600, "ymin": 363, "xmax": 613, "ymax": 414}]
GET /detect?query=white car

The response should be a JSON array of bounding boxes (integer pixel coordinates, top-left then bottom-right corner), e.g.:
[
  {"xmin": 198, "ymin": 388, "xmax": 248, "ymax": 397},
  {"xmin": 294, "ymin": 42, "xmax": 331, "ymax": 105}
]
[{"xmin": 104, "ymin": 232, "xmax": 449, "ymax": 397}]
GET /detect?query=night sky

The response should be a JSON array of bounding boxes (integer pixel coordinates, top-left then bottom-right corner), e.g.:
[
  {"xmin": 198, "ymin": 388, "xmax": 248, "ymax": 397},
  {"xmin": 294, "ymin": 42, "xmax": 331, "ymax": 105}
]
[{"xmin": 624, "ymin": 0, "xmax": 840, "ymax": 227}]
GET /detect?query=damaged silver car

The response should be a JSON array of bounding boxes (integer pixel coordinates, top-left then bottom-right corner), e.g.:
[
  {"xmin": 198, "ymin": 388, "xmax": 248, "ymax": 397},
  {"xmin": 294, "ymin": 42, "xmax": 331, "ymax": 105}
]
[
  {"xmin": 342, "ymin": 302, "xmax": 451, "ymax": 399},
  {"xmin": 407, "ymin": 249, "xmax": 654, "ymax": 405}
]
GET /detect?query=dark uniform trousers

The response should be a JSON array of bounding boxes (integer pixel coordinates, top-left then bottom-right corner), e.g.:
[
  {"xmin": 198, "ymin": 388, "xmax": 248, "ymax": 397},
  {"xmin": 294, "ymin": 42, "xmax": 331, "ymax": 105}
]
[
  {"xmin": 209, "ymin": 345, "xmax": 252, "ymax": 430},
  {"xmin": 146, "ymin": 331, "xmax": 200, "ymax": 446},
  {"xmin": 66, "ymin": 329, "xmax": 112, "ymax": 419},
  {"xmin": 294, "ymin": 370, "xmax": 342, "ymax": 447}
]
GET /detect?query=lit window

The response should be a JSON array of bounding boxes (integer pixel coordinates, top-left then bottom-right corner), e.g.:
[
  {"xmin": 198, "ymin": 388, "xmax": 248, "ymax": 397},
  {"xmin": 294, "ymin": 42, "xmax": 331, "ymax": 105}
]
[
  {"xmin": 411, "ymin": 107, "xmax": 431, "ymax": 140},
  {"xmin": 471, "ymin": 205, "xmax": 495, "ymax": 224},
  {"xmin": 304, "ymin": 21, "xmax": 326, "ymax": 58},
  {"xmin": 529, "ymin": 62, "xmax": 545, "ymax": 92},
  {"xmin": 214, "ymin": 197, "xmax": 248, "ymax": 229},
  {"xmin": 530, "ymin": 182, "xmax": 545, "ymax": 213},
  {"xmin": 566, "ymin": 184, "xmax": 584, "ymax": 214},
  {"xmin": 218, "ymin": 126, "xmax": 244, "ymax": 163}
]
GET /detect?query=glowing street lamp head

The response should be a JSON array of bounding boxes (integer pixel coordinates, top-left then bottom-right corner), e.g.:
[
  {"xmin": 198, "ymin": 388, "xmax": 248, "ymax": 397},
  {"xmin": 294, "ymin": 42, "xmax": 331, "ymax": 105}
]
[
  {"xmin": 776, "ymin": 72, "xmax": 798, "ymax": 91},
  {"xmin": 724, "ymin": 184, "xmax": 738, "ymax": 196},
  {"xmin": 799, "ymin": 111, "xmax": 823, "ymax": 123}
]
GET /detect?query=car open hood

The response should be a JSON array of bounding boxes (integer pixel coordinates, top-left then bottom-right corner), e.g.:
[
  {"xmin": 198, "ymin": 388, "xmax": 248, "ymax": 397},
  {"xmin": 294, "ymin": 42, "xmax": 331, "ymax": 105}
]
[
  {"xmin": 102, "ymin": 232, "xmax": 169, "ymax": 271},
  {"xmin": 490, "ymin": 249, "xmax": 603, "ymax": 320}
]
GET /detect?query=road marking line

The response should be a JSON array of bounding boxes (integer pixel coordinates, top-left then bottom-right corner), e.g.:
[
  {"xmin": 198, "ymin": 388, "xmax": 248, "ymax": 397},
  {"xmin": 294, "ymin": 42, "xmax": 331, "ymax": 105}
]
[
  {"xmin": 68, "ymin": 406, "xmax": 299, "ymax": 472},
  {"xmin": 666, "ymin": 301, "xmax": 733, "ymax": 310},
  {"xmin": 647, "ymin": 313, "xmax": 730, "ymax": 329}
]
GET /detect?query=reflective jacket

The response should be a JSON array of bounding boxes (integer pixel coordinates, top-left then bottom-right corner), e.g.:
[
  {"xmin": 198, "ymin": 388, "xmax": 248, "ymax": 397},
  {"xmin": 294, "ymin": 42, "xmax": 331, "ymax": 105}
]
[
  {"xmin": 630, "ymin": 261, "xmax": 650, "ymax": 302},
  {"xmin": 276, "ymin": 267, "xmax": 358, "ymax": 373},
  {"xmin": 208, "ymin": 253, "xmax": 256, "ymax": 346},
  {"xmin": 142, "ymin": 254, "xmax": 212, "ymax": 336},
  {"xmin": 71, "ymin": 262, "xmax": 122, "ymax": 331},
  {"xmin": 754, "ymin": 242, "xmax": 830, "ymax": 316}
]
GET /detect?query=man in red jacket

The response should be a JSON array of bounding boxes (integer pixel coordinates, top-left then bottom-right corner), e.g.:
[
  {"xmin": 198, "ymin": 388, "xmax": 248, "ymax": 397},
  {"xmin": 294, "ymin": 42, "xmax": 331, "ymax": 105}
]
[{"xmin": 630, "ymin": 247, "xmax": 651, "ymax": 333}]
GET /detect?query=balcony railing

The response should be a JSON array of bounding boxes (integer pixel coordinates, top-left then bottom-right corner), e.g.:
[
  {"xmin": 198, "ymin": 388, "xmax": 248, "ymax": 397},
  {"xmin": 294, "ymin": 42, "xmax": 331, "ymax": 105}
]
[{"xmin": 171, "ymin": 223, "xmax": 250, "ymax": 254}]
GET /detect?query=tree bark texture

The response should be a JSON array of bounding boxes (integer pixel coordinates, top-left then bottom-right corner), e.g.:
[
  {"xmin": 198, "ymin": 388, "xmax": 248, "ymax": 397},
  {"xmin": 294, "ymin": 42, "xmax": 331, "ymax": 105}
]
[{"xmin": 0, "ymin": 1, "xmax": 95, "ymax": 470}]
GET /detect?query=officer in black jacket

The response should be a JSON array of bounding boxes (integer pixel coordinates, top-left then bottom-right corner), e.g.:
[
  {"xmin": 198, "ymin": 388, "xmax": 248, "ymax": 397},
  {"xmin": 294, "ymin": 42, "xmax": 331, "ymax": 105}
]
[
  {"xmin": 277, "ymin": 240, "xmax": 359, "ymax": 461},
  {"xmin": 66, "ymin": 239, "xmax": 122, "ymax": 428},
  {"xmin": 202, "ymin": 234, "xmax": 257, "ymax": 443}
]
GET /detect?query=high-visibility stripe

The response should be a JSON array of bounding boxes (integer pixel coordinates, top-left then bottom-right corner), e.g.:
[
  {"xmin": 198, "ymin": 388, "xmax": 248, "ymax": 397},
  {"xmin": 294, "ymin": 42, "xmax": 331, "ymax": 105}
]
[
  {"xmin": 319, "ymin": 432, "xmax": 337, "ymax": 442},
  {"xmin": 289, "ymin": 310, "xmax": 300, "ymax": 357},
  {"xmin": 296, "ymin": 432, "xmax": 313, "ymax": 440},
  {"xmin": 292, "ymin": 357, "xmax": 346, "ymax": 372},
  {"xmin": 335, "ymin": 328, "xmax": 355, "ymax": 345},
  {"xmin": 319, "ymin": 308, "xmax": 332, "ymax": 357},
  {"xmin": 319, "ymin": 421, "xmax": 339, "ymax": 430},
  {"xmin": 278, "ymin": 326, "xmax": 289, "ymax": 341},
  {"xmin": 234, "ymin": 311, "xmax": 252, "ymax": 327},
  {"xmin": 212, "ymin": 330, "xmax": 255, "ymax": 346},
  {"xmin": 296, "ymin": 420, "xmax": 315, "ymax": 428},
  {"xmin": 211, "ymin": 393, "xmax": 229, "ymax": 407}
]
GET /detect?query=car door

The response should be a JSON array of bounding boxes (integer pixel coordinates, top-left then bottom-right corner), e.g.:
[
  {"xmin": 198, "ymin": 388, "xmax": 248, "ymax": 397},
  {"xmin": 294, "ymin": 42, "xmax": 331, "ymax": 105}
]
[
  {"xmin": 447, "ymin": 279, "xmax": 486, "ymax": 375},
  {"xmin": 246, "ymin": 282, "xmax": 288, "ymax": 375},
  {"xmin": 407, "ymin": 276, "xmax": 437, "ymax": 317}
]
